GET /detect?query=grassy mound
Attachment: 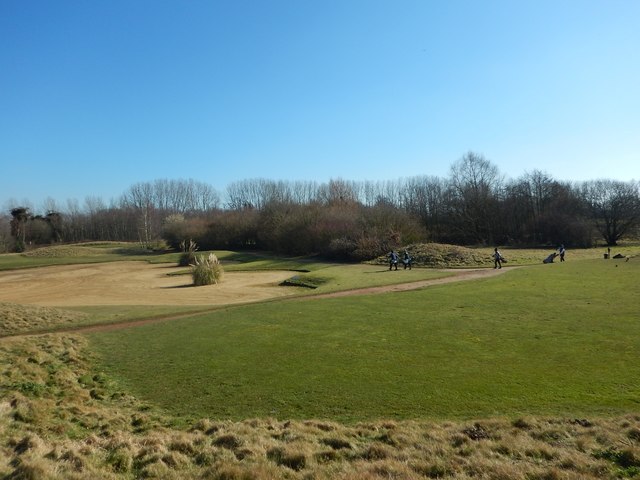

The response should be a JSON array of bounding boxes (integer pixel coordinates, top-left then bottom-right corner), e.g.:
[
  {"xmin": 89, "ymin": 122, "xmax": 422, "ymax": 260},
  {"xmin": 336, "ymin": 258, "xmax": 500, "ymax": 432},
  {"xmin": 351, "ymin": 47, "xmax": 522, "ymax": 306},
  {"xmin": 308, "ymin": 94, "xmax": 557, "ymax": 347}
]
[
  {"xmin": 0, "ymin": 302, "xmax": 88, "ymax": 336},
  {"xmin": 373, "ymin": 243, "xmax": 489, "ymax": 268}
]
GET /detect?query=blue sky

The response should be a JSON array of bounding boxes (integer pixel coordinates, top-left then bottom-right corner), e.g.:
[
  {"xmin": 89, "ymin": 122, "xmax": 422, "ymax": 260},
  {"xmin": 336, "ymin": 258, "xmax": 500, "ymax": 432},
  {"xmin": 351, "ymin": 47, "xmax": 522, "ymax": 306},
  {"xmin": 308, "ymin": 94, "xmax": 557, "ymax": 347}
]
[{"xmin": 1, "ymin": 1, "xmax": 639, "ymax": 210}]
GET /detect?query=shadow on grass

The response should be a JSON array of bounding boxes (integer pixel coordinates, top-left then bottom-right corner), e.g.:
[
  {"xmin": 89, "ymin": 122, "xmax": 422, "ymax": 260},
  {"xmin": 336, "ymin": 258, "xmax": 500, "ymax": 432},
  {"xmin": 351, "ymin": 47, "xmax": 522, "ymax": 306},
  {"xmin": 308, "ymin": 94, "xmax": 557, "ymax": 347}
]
[
  {"xmin": 113, "ymin": 248, "xmax": 165, "ymax": 256},
  {"xmin": 363, "ymin": 269, "xmax": 404, "ymax": 274}
]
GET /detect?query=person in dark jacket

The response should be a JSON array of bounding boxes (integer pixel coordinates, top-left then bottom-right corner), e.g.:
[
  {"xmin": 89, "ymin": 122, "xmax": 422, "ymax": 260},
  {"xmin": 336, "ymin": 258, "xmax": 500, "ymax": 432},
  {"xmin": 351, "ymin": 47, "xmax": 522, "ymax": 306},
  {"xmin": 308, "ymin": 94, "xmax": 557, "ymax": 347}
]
[
  {"xmin": 389, "ymin": 250, "xmax": 399, "ymax": 270},
  {"xmin": 402, "ymin": 250, "xmax": 412, "ymax": 270},
  {"xmin": 493, "ymin": 248, "xmax": 503, "ymax": 269}
]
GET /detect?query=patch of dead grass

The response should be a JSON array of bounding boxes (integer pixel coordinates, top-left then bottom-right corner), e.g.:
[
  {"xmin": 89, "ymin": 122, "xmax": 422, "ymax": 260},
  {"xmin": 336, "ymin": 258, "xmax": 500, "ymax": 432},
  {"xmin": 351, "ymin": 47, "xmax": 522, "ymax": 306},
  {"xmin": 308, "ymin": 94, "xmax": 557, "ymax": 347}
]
[{"xmin": 0, "ymin": 302, "xmax": 88, "ymax": 336}]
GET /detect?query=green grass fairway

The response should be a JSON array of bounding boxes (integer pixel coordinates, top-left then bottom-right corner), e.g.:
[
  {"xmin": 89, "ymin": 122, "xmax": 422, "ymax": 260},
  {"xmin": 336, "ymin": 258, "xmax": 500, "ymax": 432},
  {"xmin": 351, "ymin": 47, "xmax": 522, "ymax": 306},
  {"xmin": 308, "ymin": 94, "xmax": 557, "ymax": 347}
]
[
  {"xmin": 279, "ymin": 263, "xmax": 455, "ymax": 293},
  {"xmin": 90, "ymin": 258, "xmax": 640, "ymax": 423},
  {"xmin": 0, "ymin": 243, "xmax": 175, "ymax": 270}
]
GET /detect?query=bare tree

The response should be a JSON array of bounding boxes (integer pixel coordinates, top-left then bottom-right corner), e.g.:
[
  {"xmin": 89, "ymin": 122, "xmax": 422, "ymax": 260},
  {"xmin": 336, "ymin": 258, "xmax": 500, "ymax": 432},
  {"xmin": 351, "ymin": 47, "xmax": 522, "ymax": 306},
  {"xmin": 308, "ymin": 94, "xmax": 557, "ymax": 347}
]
[
  {"xmin": 503, "ymin": 171, "xmax": 558, "ymax": 244},
  {"xmin": 225, "ymin": 179, "xmax": 281, "ymax": 210},
  {"xmin": 401, "ymin": 175, "xmax": 447, "ymax": 240},
  {"xmin": 581, "ymin": 179, "xmax": 640, "ymax": 246},
  {"xmin": 361, "ymin": 180, "xmax": 380, "ymax": 207},
  {"xmin": 192, "ymin": 180, "xmax": 221, "ymax": 211},
  {"xmin": 317, "ymin": 179, "xmax": 358, "ymax": 205},
  {"xmin": 45, "ymin": 211, "xmax": 63, "ymax": 242},
  {"xmin": 448, "ymin": 152, "xmax": 503, "ymax": 244},
  {"xmin": 40, "ymin": 197, "xmax": 59, "ymax": 215},
  {"xmin": 84, "ymin": 196, "xmax": 109, "ymax": 239},
  {"xmin": 289, "ymin": 180, "xmax": 320, "ymax": 205}
]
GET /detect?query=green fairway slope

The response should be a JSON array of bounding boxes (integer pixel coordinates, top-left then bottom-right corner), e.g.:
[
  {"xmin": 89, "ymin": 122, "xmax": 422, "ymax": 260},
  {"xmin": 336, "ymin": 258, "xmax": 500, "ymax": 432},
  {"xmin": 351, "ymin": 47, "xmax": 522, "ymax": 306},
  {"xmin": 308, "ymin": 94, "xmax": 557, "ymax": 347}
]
[{"xmin": 90, "ymin": 258, "xmax": 640, "ymax": 423}]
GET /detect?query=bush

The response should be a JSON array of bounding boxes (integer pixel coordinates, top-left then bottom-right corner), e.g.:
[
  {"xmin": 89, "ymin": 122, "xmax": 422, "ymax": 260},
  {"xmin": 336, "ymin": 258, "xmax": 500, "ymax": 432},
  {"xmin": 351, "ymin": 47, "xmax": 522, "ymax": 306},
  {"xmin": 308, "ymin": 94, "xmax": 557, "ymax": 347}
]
[
  {"xmin": 179, "ymin": 252, "xmax": 195, "ymax": 267},
  {"xmin": 353, "ymin": 234, "xmax": 386, "ymax": 261},
  {"xmin": 324, "ymin": 237, "xmax": 357, "ymax": 260},
  {"xmin": 191, "ymin": 253, "xmax": 224, "ymax": 286},
  {"xmin": 147, "ymin": 239, "xmax": 169, "ymax": 252},
  {"xmin": 200, "ymin": 209, "xmax": 260, "ymax": 250},
  {"xmin": 15, "ymin": 238, "xmax": 26, "ymax": 253},
  {"xmin": 178, "ymin": 239, "xmax": 198, "ymax": 267}
]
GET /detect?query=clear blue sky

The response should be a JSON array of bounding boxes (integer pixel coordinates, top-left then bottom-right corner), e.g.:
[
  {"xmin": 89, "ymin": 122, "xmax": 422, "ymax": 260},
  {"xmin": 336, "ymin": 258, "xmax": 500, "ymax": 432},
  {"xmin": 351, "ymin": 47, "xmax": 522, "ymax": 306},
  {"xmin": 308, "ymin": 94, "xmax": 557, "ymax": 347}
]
[{"xmin": 2, "ymin": 0, "xmax": 639, "ymax": 211}]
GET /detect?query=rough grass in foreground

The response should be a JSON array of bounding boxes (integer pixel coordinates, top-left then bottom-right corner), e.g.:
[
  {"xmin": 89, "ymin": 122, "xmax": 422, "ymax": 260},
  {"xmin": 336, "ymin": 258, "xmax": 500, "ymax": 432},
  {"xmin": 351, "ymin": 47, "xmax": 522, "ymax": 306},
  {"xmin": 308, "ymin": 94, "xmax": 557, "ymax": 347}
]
[
  {"xmin": 0, "ymin": 302, "xmax": 88, "ymax": 336},
  {"xmin": 1, "ymin": 333, "xmax": 639, "ymax": 479}
]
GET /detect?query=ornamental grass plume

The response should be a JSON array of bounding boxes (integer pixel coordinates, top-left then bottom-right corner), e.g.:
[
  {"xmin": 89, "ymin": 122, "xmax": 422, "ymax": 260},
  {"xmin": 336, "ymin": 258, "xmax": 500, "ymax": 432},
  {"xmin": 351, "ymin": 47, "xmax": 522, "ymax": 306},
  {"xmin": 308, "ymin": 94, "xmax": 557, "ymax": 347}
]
[
  {"xmin": 191, "ymin": 253, "xmax": 224, "ymax": 286},
  {"xmin": 178, "ymin": 239, "xmax": 198, "ymax": 267}
]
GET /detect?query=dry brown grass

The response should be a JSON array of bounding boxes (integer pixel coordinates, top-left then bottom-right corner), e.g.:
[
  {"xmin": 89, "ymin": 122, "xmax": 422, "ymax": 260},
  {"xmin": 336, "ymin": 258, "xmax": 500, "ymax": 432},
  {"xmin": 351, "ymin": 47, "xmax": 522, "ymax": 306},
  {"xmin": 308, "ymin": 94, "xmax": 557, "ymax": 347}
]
[
  {"xmin": 1, "ymin": 334, "xmax": 640, "ymax": 479},
  {"xmin": 0, "ymin": 302, "xmax": 88, "ymax": 336}
]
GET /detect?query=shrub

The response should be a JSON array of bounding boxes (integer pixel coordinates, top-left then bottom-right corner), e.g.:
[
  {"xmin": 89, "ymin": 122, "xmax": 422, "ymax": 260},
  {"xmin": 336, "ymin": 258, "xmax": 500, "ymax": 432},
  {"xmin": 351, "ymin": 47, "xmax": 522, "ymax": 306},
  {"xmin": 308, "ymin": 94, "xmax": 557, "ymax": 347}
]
[
  {"xmin": 191, "ymin": 253, "xmax": 224, "ymax": 286},
  {"xmin": 178, "ymin": 239, "xmax": 198, "ymax": 267},
  {"xmin": 147, "ymin": 239, "xmax": 169, "ymax": 251},
  {"xmin": 163, "ymin": 214, "xmax": 210, "ymax": 250},
  {"xmin": 15, "ymin": 238, "xmax": 26, "ymax": 253},
  {"xmin": 353, "ymin": 234, "xmax": 386, "ymax": 260},
  {"xmin": 325, "ymin": 237, "xmax": 357, "ymax": 260}
]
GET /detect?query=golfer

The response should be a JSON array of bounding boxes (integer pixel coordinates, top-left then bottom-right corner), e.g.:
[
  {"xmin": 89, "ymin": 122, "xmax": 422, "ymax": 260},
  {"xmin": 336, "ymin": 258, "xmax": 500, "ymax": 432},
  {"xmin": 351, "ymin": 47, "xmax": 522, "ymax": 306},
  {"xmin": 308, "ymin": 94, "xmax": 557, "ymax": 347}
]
[
  {"xmin": 389, "ymin": 250, "xmax": 399, "ymax": 270},
  {"xmin": 493, "ymin": 248, "xmax": 503, "ymax": 269}
]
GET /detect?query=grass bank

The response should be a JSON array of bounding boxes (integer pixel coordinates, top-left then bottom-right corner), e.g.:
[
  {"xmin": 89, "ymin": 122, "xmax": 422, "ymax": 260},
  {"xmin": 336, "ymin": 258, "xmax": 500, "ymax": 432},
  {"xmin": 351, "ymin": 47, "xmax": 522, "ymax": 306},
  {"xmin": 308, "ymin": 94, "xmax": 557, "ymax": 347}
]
[
  {"xmin": 2, "ymin": 333, "xmax": 640, "ymax": 479},
  {"xmin": 0, "ymin": 242, "xmax": 174, "ymax": 270},
  {"xmin": 91, "ymin": 258, "xmax": 640, "ymax": 423},
  {"xmin": 0, "ymin": 303, "xmax": 213, "ymax": 337}
]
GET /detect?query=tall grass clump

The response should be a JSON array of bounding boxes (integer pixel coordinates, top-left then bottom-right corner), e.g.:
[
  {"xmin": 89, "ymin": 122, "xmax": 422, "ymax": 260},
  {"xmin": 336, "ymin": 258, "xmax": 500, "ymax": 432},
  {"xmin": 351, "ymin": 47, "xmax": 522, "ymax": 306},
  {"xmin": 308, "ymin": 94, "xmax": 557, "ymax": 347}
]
[
  {"xmin": 178, "ymin": 239, "xmax": 198, "ymax": 267},
  {"xmin": 191, "ymin": 253, "xmax": 224, "ymax": 286}
]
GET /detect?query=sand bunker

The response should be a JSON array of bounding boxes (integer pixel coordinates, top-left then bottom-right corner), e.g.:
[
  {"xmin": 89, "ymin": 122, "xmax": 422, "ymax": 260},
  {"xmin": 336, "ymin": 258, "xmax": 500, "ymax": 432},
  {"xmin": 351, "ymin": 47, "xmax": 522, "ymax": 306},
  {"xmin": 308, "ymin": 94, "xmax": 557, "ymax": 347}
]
[{"xmin": 0, "ymin": 262, "xmax": 297, "ymax": 307}]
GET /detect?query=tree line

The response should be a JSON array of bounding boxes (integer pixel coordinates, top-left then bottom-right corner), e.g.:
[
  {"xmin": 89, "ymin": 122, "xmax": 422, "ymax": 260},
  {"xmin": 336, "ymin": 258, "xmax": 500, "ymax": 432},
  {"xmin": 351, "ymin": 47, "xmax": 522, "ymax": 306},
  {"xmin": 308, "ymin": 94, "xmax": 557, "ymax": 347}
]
[{"xmin": 2, "ymin": 153, "xmax": 639, "ymax": 258}]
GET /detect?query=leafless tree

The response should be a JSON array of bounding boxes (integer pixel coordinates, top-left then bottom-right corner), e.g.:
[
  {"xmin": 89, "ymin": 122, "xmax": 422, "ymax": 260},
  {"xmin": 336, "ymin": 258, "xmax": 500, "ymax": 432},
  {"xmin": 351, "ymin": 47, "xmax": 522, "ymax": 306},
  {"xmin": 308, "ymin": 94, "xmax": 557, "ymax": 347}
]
[
  {"xmin": 401, "ymin": 175, "xmax": 448, "ymax": 239},
  {"xmin": 225, "ymin": 179, "xmax": 283, "ymax": 210},
  {"xmin": 316, "ymin": 178, "xmax": 359, "ymax": 205},
  {"xmin": 581, "ymin": 179, "xmax": 640, "ymax": 245},
  {"xmin": 448, "ymin": 152, "xmax": 503, "ymax": 243}
]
